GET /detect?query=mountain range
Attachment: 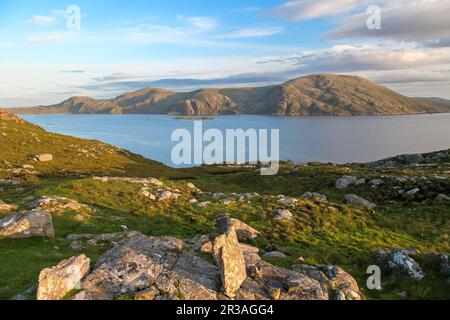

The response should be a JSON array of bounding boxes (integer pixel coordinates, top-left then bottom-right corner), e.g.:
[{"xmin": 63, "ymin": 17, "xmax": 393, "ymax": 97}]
[{"xmin": 7, "ymin": 74, "xmax": 450, "ymax": 116}]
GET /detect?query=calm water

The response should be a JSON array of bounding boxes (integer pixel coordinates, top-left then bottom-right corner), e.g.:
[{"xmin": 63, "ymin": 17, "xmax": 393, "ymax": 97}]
[{"xmin": 23, "ymin": 114, "xmax": 450, "ymax": 167}]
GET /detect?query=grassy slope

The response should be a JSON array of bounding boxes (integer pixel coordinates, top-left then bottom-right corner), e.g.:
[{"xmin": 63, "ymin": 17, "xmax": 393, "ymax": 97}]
[{"xmin": 0, "ymin": 115, "xmax": 449, "ymax": 300}]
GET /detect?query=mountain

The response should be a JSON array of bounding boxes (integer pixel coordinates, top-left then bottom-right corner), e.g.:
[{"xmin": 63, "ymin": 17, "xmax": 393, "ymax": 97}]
[{"xmin": 7, "ymin": 74, "xmax": 450, "ymax": 116}]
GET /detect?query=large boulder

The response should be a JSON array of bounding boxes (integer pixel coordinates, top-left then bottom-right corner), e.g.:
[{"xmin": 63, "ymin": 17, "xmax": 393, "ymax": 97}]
[
  {"xmin": 335, "ymin": 176, "xmax": 358, "ymax": 189},
  {"xmin": 212, "ymin": 227, "xmax": 247, "ymax": 298},
  {"xmin": 73, "ymin": 233, "xmax": 220, "ymax": 300},
  {"xmin": 344, "ymin": 194, "xmax": 377, "ymax": 210},
  {"xmin": 0, "ymin": 208, "xmax": 55, "ymax": 239},
  {"xmin": 216, "ymin": 216, "xmax": 261, "ymax": 241},
  {"xmin": 37, "ymin": 255, "xmax": 90, "ymax": 300}
]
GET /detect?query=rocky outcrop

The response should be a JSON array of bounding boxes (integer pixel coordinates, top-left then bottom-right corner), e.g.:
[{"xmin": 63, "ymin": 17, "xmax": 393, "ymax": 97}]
[
  {"xmin": 216, "ymin": 216, "xmax": 261, "ymax": 241},
  {"xmin": 36, "ymin": 232, "xmax": 362, "ymax": 300},
  {"xmin": 0, "ymin": 208, "xmax": 54, "ymax": 239},
  {"xmin": 344, "ymin": 194, "xmax": 377, "ymax": 210},
  {"xmin": 212, "ymin": 227, "xmax": 247, "ymax": 298},
  {"xmin": 37, "ymin": 255, "xmax": 90, "ymax": 300}
]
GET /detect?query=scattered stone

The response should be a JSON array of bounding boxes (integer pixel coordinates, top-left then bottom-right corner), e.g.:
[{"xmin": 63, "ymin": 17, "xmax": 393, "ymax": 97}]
[
  {"xmin": 435, "ymin": 194, "xmax": 450, "ymax": 203},
  {"xmin": 273, "ymin": 209, "xmax": 294, "ymax": 222},
  {"xmin": 405, "ymin": 188, "xmax": 420, "ymax": 196},
  {"xmin": 37, "ymin": 254, "xmax": 90, "ymax": 300},
  {"xmin": 216, "ymin": 216, "xmax": 261, "ymax": 241},
  {"xmin": 33, "ymin": 154, "xmax": 53, "ymax": 162},
  {"xmin": 344, "ymin": 194, "xmax": 377, "ymax": 210},
  {"xmin": 277, "ymin": 195, "xmax": 298, "ymax": 205},
  {"xmin": 213, "ymin": 227, "xmax": 247, "ymax": 298},
  {"xmin": 368, "ymin": 179, "xmax": 384, "ymax": 187},
  {"xmin": 262, "ymin": 251, "xmax": 287, "ymax": 260},
  {"xmin": 300, "ymin": 192, "xmax": 327, "ymax": 203},
  {"xmin": 70, "ymin": 241, "xmax": 83, "ymax": 251},
  {"xmin": 189, "ymin": 234, "xmax": 213, "ymax": 254},
  {"xmin": 157, "ymin": 190, "xmax": 180, "ymax": 202},
  {"xmin": 22, "ymin": 164, "xmax": 34, "ymax": 170},
  {"xmin": 382, "ymin": 249, "xmax": 425, "ymax": 280},
  {"xmin": 0, "ymin": 208, "xmax": 55, "ymax": 239},
  {"xmin": 335, "ymin": 176, "xmax": 358, "ymax": 189},
  {"xmin": 0, "ymin": 202, "xmax": 18, "ymax": 213},
  {"xmin": 355, "ymin": 178, "xmax": 366, "ymax": 186}
]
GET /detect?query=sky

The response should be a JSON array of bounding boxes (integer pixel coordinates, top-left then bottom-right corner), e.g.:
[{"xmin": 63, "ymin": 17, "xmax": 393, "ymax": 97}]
[{"xmin": 0, "ymin": 0, "xmax": 450, "ymax": 107}]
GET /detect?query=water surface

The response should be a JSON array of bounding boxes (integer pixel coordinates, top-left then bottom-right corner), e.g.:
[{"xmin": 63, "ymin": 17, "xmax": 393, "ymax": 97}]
[{"xmin": 23, "ymin": 114, "xmax": 450, "ymax": 167}]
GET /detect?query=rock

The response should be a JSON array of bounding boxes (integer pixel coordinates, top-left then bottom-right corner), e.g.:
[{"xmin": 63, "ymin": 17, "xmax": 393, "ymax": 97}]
[
  {"xmin": 33, "ymin": 154, "xmax": 53, "ymax": 162},
  {"xmin": 386, "ymin": 249, "xmax": 425, "ymax": 280},
  {"xmin": 335, "ymin": 176, "xmax": 358, "ymax": 189},
  {"xmin": 435, "ymin": 194, "xmax": 450, "ymax": 203},
  {"xmin": 321, "ymin": 266, "xmax": 362, "ymax": 300},
  {"xmin": 37, "ymin": 254, "xmax": 90, "ymax": 300},
  {"xmin": 344, "ymin": 194, "xmax": 377, "ymax": 210},
  {"xmin": 186, "ymin": 182, "xmax": 200, "ymax": 192},
  {"xmin": 401, "ymin": 153, "xmax": 425, "ymax": 164},
  {"xmin": 135, "ymin": 288, "xmax": 159, "ymax": 300},
  {"xmin": 273, "ymin": 209, "xmax": 294, "ymax": 222},
  {"xmin": 22, "ymin": 164, "xmax": 35, "ymax": 170},
  {"xmin": 74, "ymin": 233, "xmax": 220, "ymax": 300},
  {"xmin": 368, "ymin": 179, "xmax": 384, "ymax": 187},
  {"xmin": 34, "ymin": 196, "xmax": 91, "ymax": 213},
  {"xmin": 197, "ymin": 201, "xmax": 211, "ymax": 208},
  {"xmin": 189, "ymin": 234, "xmax": 213, "ymax": 254},
  {"xmin": 300, "ymin": 192, "xmax": 327, "ymax": 203},
  {"xmin": 397, "ymin": 291, "xmax": 408, "ymax": 300},
  {"xmin": 262, "ymin": 251, "xmax": 287, "ymax": 260},
  {"xmin": 158, "ymin": 191, "xmax": 180, "ymax": 202},
  {"xmin": 0, "ymin": 208, "xmax": 55, "ymax": 239},
  {"xmin": 216, "ymin": 216, "xmax": 261, "ymax": 241},
  {"xmin": 269, "ymin": 288, "xmax": 281, "ymax": 300},
  {"xmin": 355, "ymin": 178, "xmax": 366, "ymax": 186},
  {"xmin": 213, "ymin": 227, "xmax": 247, "ymax": 298},
  {"xmin": 277, "ymin": 195, "xmax": 298, "ymax": 205},
  {"xmin": 70, "ymin": 241, "xmax": 83, "ymax": 251},
  {"xmin": 10, "ymin": 285, "xmax": 37, "ymax": 300},
  {"xmin": 0, "ymin": 202, "xmax": 18, "ymax": 213},
  {"xmin": 405, "ymin": 188, "xmax": 420, "ymax": 196}
]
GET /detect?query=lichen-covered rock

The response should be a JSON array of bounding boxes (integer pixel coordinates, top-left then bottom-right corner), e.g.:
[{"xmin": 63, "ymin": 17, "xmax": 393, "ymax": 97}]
[
  {"xmin": 213, "ymin": 227, "xmax": 247, "ymax": 298},
  {"xmin": 216, "ymin": 215, "xmax": 261, "ymax": 241},
  {"xmin": 37, "ymin": 255, "xmax": 90, "ymax": 300},
  {"xmin": 344, "ymin": 194, "xmax": 377, "ymax": 210},
  {"xmin": 74, "ymin": 233, "xmax": 220, "ymax": 300},
  {"xmin": 321, "ymin": 266, "xmax": 362, "ymax": 300},
  {"xmin": 300, "ymin": 192, "xmax": 328, "ymax": 203},
  {"xmin": 384, "ymin": 249, "xmax": 425, "ymax": 280},
  {"xmin": 335, "ymin": 176, "xmax": 358, "ymax": 189},
  {"xmin": 0, "ymin": 208, "xmax": 55, "ymax": 239},
  {"xmin": 273, "ymin": 209, "xmax": 294, "ymax": 222}
]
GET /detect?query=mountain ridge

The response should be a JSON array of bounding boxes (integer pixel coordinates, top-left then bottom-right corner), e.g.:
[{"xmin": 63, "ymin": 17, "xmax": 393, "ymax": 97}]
[{"xmin": 7, "ymin": 74, "xmax": 450, "ymax": 116}]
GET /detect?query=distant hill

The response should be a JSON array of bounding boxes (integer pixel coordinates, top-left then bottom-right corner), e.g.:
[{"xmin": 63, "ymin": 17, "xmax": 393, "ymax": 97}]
[{"xmin": 7, "ymin": 74, "xmax": 450, "ymax": 116}]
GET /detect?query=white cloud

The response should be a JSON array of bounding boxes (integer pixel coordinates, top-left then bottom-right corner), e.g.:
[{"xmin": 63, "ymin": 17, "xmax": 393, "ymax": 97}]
[
  {"xmin": 219, "ymin": 27, "xmax": 283, "ymax": 39},
  {"xmin": 329, "ymin": 0, "xmax": 450, "ymax": 43},
  {"xmin": 270, "ymin": 0, "xmax": 367, "ymax": 21},
  {"xmin": 177, "ymin": 16, "xmax": 217, "ymax": 30},
  {"xmin": 24, "ymin": 15, "xmax": 56, "ymax": 26},
  {"xmin": 26, "ymin": 33, "xmax": 67, "ymax": 43}
]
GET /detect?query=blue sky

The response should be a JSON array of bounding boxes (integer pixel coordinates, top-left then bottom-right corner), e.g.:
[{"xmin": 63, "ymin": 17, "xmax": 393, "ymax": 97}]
[{"xmin": 1, "ymin": 0, "xmax": 450, "ymax": 106}]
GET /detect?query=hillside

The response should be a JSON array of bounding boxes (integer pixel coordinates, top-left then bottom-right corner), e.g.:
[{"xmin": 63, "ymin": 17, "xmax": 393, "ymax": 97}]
[
  {"xmin": 8, "ymin": 74, "xmax": 450, "ymax": 116},
  {"xmin": 1, "ymin": 109, "xmax": 450, "ymax": 301}
]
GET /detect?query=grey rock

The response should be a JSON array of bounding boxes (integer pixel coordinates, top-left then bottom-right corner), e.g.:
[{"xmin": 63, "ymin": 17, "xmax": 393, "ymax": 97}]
[
  {"xmin": 216, "ymin": 215, "xmax": 261, "ymax": 241},
  {"xmin": 0, "ymin": 208, "xmax": 55, "ymax": 239},
  {"xmin": 300, "ymin": 192, "xmax": 328, "ymax": 203},
  {"xmin": 335, "ymin": 176, "xmax": 358, "ymax": 189},
  {"xmin": 273, "ymin": 209, "xmax": 294, "ymax": 222},
  {"xmin": 344, "ymin": 194, "xmax": 377, "ymax": 210},
  {"xmin": 386, "ymin": 249, "xmax": 425, "ymax": 280},
  {"xmin": 262, "ymin": 251, "xmax": 288, "ymax": 260}
]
